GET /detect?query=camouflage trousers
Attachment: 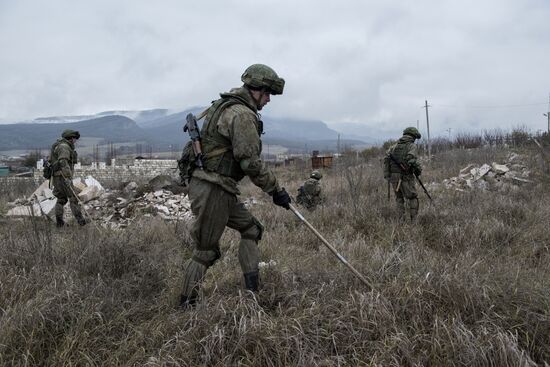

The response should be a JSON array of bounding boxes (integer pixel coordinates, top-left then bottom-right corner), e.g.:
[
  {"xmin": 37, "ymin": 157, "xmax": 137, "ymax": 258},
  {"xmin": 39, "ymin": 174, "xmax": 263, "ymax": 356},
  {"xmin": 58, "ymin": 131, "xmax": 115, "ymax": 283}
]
[
  {"xmin": 52, "ymin": 176, "xmax": 84, "ymax": 223},
  {"xmin": 181, "ymin": 177, "xmax": 264, "ymax": 300},
  {"xmin": 390, "ymin": 173, "xmax": 419, "ymax": 220}
]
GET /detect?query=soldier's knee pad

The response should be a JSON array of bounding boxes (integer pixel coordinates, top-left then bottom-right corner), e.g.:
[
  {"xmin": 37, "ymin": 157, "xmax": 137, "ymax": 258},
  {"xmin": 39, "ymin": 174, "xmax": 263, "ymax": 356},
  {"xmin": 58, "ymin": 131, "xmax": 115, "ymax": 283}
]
[
  {"xmin": 191, "ymin": 249, "xmax": 220, "ymax": 268},
  {"xmin": 240, "ymin": 218, "xmax": 264, "ymax": 241}
]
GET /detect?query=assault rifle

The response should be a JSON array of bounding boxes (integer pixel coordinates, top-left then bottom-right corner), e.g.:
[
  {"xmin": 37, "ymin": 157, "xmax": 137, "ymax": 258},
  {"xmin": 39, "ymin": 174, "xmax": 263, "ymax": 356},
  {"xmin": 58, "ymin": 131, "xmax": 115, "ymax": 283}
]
[
  {"xmin": 388, "ymin": 153, "xmax": 433, "ymax": 201},
  {"xmin": 183, "ymin": 113, "xmax": 205, "ymax": 169}
]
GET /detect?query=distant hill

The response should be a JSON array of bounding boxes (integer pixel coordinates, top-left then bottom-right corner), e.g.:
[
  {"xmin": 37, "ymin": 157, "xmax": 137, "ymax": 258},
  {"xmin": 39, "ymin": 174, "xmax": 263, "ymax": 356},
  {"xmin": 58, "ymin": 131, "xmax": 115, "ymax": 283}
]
[
  {"xmin": 29, "ymin": 109, "xmax": 172, "ymax": 125},
  {"xmin": 262, "ymin": 116, "xmax": 338, "ymax": 140},
  {"xmin": 0, "ymin": 116, "xmax": 147, "ymax": 150},
  {"xmin": 0, "ymin": 108, "xmax": 373, "ymax": 153}
]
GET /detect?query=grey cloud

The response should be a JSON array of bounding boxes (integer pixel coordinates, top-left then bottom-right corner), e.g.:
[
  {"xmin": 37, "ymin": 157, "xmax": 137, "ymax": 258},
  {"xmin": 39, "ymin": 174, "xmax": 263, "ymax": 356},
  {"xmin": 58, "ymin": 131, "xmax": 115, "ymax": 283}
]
[{"xmin": 1, "ymin": 0, "xmax": 549, "ymax": 139}]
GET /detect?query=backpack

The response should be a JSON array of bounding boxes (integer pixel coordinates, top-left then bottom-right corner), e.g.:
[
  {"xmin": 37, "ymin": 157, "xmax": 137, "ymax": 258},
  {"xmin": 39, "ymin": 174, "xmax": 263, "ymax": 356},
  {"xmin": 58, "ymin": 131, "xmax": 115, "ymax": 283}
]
[
  {"xmin": 177, "ymin": 141, "xmax": 195, "ymax": 186},
  {"xmin": 42, "ymin": 160, "xmax": 53, "ymax": 179},
  {"xmin": 44, "ymin": 139, "xmax": 67, "ymax": 180}
]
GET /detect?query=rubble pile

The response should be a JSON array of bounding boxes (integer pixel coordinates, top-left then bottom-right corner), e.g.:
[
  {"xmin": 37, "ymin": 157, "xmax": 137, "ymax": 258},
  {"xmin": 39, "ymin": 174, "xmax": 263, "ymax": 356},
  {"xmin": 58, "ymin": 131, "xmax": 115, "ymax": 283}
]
[
  {"xmin": 6, "ymin": 176, "xmax": 105, "ymax": 217},
  {"xmin": 438, "ymin": 152, "xmax": 533, "ymax": 192},
  {"xmin": 84, "ymin": 185, "xmax": 192, "ymax": 228},
  {"xmin": 5, "ymin": 175, "xmax": 193, "ymax": 228}
]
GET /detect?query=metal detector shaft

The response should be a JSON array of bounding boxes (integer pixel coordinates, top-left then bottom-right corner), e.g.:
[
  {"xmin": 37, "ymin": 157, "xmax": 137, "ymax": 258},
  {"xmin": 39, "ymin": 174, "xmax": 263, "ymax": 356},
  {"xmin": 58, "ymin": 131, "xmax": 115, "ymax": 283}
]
[{"xmin": 289, "ymin": 204, "xmax": 372, "ymax": 289}]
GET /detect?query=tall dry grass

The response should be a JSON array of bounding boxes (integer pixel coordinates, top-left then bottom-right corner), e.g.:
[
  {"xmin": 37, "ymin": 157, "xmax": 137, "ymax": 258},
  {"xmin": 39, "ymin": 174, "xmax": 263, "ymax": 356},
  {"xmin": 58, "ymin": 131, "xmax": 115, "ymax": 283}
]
[{"xmin": 0, "ymin": 146, "xmax": 549, "ymax": 366}]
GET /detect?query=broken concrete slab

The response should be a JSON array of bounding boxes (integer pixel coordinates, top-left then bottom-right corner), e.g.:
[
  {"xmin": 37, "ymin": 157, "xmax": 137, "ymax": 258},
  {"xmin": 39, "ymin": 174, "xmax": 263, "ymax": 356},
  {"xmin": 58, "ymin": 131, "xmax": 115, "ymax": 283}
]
[
  {"xmin": 84, "ymin": 176, "xmax": 104, "ymax": 191},
  {"xmin": 491, "ymin": 163, "xmax": 510, "ymax": 175},
  {"xmin": 471, "ymin": 164, "xmax": 491, "ymax": 181},
  {"xmin": 6, "ymin": 199, "xmax": 56, "ymax": 217},
  {"xmin": 73, "ymin": 180, "xmax": 87, "ymax": 193},
  {"xmin": 459, "ymin": 164, "xmax": 475, "ymax": 176},
  {"xmin": 78, "ymin": 185, "xmax": 101, "ymax": 203}
]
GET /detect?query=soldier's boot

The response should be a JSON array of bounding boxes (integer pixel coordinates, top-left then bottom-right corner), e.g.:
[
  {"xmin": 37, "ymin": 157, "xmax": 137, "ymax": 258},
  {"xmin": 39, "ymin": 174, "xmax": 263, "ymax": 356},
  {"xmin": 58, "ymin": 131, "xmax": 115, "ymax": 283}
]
[
  {"xmin": 56, "ymin": 216, "xmax": 66, "ymax": 228},
  {"xmin": 238, "ymin": 224, "xmax": 262, "ymax": 292},
  {"xmin": 55, "ymin": 202, "xmax": 65, "ymax": 227},
  {"xmin": 179, "ymin": 294, "xmax": 197, "ymax": 309},
  {"xmin": 409, "ymin": 197, "xmax": 419, "ymax": 221},
  {"xmin": 243, "ymin": 270, "xmax": 260, "ymax": 292}
]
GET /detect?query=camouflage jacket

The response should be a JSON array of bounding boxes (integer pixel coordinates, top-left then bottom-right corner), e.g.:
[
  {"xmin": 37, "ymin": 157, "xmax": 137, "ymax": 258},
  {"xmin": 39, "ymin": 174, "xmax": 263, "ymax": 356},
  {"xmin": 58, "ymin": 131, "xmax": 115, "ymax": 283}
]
[
  {"xmin": 383, "ymin": 135, "xmax": 421, "ymax": 178},
  {"xmin": 50, "ymin": 138, "xmax": 78, "ymax": 178},
  {"xmin": 192, "ymin": 87, "xmax": 279, "ymax": 195}
]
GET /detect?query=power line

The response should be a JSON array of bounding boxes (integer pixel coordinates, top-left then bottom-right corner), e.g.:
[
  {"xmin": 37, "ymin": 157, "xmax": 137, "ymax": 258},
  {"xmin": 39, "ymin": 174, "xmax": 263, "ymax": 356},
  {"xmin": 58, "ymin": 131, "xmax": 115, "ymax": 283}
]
[{"xmin": 434, "ymin": 102, "xmax": 548, "ymax": 109}]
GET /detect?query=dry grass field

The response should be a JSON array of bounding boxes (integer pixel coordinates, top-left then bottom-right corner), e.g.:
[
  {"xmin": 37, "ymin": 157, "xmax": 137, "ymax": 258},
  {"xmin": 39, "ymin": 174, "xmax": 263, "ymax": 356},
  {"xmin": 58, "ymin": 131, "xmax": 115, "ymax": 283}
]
[{"xmin": 1, "ymin": 146, "xmax": 549, "ymax": 366}]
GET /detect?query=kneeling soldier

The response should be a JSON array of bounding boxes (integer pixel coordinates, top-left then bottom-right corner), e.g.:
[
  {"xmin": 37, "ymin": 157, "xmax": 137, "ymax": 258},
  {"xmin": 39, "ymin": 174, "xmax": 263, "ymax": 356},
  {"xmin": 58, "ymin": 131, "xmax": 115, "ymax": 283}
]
[{"xmin": 296, "ymin": 170, "xmax": 324, "ymax": 210}]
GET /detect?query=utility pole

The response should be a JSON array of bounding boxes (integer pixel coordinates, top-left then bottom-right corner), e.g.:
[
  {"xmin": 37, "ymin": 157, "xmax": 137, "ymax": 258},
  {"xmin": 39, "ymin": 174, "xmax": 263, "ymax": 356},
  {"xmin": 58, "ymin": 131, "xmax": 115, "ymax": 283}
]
[
  {"xmin": 337, "ymin": 134, "xmax": 341, "ymax": 155},
  {"xmin": 545, "ymin": 93, "xmax": 550, "ymax": 134},
  {"xmin": 423, "ymin": 100, "xmax": 431, "ymax": 160}
]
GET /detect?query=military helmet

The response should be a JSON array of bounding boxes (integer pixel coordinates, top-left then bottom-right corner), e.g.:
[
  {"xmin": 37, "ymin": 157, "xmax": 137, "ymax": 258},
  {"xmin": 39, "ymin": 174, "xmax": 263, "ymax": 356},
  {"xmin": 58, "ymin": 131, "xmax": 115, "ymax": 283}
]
[
  {"xmin": 403, "ymin": 127, "xmax": 421, "ymax": 139},
  {"xmin": 310, "ymin": 170, "xmax": 322, "ymax": 180},
  {"xmin": 62, "ymin": 129, "xmax": 80, "ymax": 139},
  {"xmin": 241, "ymin": 64, "xmax": 285, "ymax": 95}
]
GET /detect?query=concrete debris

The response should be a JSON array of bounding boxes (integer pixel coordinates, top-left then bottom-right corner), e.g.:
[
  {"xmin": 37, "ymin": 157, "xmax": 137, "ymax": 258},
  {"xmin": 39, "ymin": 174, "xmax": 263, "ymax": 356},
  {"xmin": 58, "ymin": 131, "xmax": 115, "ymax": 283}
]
[
  {"xmin": 5, "ymin": 176, "xmax": 194, "ymax": 228},
  {"xmin": 78, "ymin": 185, "xmax": 101, "ymax": 203},
  {"xmin": 471, "ymin": 164, "xmax": 491, "ymax": 181},
  {"xmin": 259, "ymin": 260, "xmax": 277, "ymax": 268},
  {"xmin": 491, "ymin": 163, "xmax": 509, "ymax": 175},
  {"xmin": 83, "ymin": 187, "xmax": 192, "ymax": 228},
  {"xmin": 438, "ymin": 152, "xmax": 533, "ymax": 192},
  {"xmin": 6, "ymin": 175, "xmax": 106, "ymax": 217}
]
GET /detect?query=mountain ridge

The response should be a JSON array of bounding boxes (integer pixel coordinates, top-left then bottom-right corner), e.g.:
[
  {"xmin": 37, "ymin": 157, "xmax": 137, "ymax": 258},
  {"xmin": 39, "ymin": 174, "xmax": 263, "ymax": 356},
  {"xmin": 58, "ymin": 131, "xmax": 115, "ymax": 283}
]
[{"xmin": 0, "ymin": 109, "xmax": 374, "ymax": 152}]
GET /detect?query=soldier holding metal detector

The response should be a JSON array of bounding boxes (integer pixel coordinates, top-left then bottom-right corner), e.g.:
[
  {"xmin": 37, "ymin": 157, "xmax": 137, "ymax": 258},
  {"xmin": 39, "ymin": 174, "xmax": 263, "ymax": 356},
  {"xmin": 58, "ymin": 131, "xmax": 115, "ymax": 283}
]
[
  {"xmin": 178, "ymin": 64, "xmax": 291, "ymax": 308},
  {"xmin": 383, "ymin": 127, "xmax": 430, "ymax": 221},
  {"xmin": 46, "ymin": 129, "xmax": 87, "ymax": 227}
]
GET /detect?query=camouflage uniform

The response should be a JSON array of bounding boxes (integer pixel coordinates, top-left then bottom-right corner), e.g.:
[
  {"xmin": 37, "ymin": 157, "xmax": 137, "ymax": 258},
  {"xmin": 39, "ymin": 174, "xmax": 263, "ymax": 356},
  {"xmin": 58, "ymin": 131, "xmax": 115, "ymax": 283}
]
[
  {"xmin": 296, "ymin": 171, "xmax": 324, "ymax": 210},
  {"xmin": 49, "ymin": 129, "xmax": 85, "ymax": 227},
  {"xmin": 383, "ymin": 127, "xmax": 422, "ymax": 220},
  {"xmin": 180, "ymin": 64, "xmax": 288, "ymax": 306}
]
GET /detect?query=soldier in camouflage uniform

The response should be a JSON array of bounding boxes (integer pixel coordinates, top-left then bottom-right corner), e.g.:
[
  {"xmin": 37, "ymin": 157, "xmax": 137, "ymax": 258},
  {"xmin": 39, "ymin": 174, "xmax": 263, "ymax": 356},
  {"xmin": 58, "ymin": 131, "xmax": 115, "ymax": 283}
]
[
  {"xmin": 179, "ymin": 64, "xmax": 291, "ymax": 307},
  {"xmin": 296, "ymin": 170, "xmax": 324, "ymax": 210},
  {"xmin": 49, "ymin": 129, "xmax": 86, "ymax": 227},
  {"xmin": 383, "ymin": 127, "xmax": 423, "ymax": 221}
]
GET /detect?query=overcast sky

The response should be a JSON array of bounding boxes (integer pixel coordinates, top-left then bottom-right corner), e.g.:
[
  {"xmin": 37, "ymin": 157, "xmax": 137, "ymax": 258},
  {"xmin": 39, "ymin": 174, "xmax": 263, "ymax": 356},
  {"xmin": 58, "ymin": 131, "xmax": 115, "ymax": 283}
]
[{"xmin": 1, "ymin": 0, "xmax": 549, "ymax": 138}]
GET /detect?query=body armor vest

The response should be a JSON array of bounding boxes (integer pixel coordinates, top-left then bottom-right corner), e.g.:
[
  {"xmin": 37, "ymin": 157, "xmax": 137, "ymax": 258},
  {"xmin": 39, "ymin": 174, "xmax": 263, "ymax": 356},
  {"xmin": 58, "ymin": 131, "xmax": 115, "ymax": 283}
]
[{"xmin": 200, "ymin": 95, "xmax": 261, "ymax": 181}]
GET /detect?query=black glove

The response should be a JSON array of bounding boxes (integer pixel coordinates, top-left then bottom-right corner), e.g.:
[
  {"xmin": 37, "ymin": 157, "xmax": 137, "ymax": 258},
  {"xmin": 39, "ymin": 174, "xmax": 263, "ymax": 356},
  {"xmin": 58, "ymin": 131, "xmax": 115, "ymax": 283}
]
[
  {"xmin": 272, "ymin": 188, "xmax": 291, "ymax": 209},
  {"xmin": 64, "ymin": 178, "xmax": 73, "ymax": 187}
]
